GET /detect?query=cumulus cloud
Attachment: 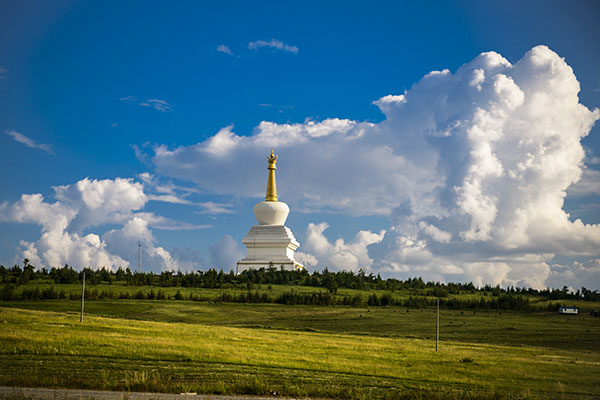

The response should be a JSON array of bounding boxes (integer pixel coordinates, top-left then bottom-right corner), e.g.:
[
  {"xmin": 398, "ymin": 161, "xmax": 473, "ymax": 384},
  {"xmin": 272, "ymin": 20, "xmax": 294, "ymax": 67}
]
[
  {"xmin": 1, "ymin": 192, "xmax": 130, "ymax": 271},
  {"xmin": 364, "ymin": 46, "xmax": 599, "ymax": 288},
  {"xmin": 248, "ymin": 39, "xmax": 298, "ymax": 54},
  {"xmin": 151, "ymin": 45, "xmax": 600, "ymax": 289},
  {"xmin": 102, "ymin": 217, "xmax": 177, "ymax": 271},
  {"xmin": 294, "ymin": 251, "xmax": 318, "ymax": 268},
  {"xmin": 53, "ymin": 177, "xmax": 147, "ymax": 231},
  {"xmin": 5, "ymin": 130, "xmax": 54, "ymax": 154},
  {"xmin": 546, "ymin": 259, "xmax": 600, "ymax": 291},
  {"xmin": 369, "ymin": 46, "xmax": 599, "ymax": 288},
  {"xmin": 209, "ymin": 235, "xmax": 245, "ymax": 272},
  {"xmin": 419, "ymin": 221, "xmax": 452, "ymax": 243},
  {"xmin": 301, "ymin": 222, "xmax": 385, "ymax": 272},
  {"xmin": 567, "ymin": 168, "xmax": 600, "ymax": 196},
  {"xmin": 0, "ymin": 177, "xmax": 204, "ymax": 271},
  {"xmin": 152, "ymin": 119, "xmax": 437, "ymax": 216},
  {"xmin": 372, "ymin": 94, "xmax": 406, "ymax": 114}
]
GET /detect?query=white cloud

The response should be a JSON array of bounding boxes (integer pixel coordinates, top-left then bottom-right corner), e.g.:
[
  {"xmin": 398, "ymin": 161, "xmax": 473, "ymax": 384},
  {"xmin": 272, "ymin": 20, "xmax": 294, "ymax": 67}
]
[
  {"xmin": 209, "ymin": 235, "xmax": 245, "ymax": 272},
  {"xmin": 0, "ymin": 193, "xmax": 76, "ymax": 232},
  {"xmin": 139, "ymin": 172, "xmax": 233, "ymax": 216},
  {"xmin": 148, "ymin": 194, "xmax": 193, "ymax": 205},
  {"xmin": 0, "ymin": 177, "xmax": 206, "ymax": 271},
  {"xmin": 419, "ymin": 221, "xmax": 451, "ymax": 243},
  {"xmin": 102, "ymin": 217, "xmax": 177, "ymax": 272},
  {"xmin": 151, "ymin": 45, "xmax": 600, "ymax": 288},
  {"xmin": 248, "ymin": 39, "xmax": 298, "ymax": 54},
  {"xmin": 141, "ymin": 174, "xmax": 196, "ymax": 206},
  {"xmin": 259, "ymin": 103, "xmax": 294, "ymax": 109},
  {"xmin": 134, "ymin": 212, "xmax": 211, "ymax": 231},
  {"xmin": 372, "ymin": 94, "xmax": 406, "ymax": 114},
  {"xmin": 197, "ymin": 202, "xmax": 235, "ymax": 215},
  {"xmin": 295, "ymin": 251, "xmax": 318, "ymax": 268},
  {"xmin": 374, "ymin": 94, "xmax": 406, "ymax": 104},
  {"xmin": 1, "ymin": 192, "xmax": 129, "ymax": 271},
  {"xmin": 301, "ymin": 222, "xmax": 385, "ymax": 272},
  {"xmin": 203, "ymin": 125, "xmax": 242, "ymax": 155},
  {"xmin": 152, "ymin": 118, "xmax": 435, "ymax": 216},
  {"xmin": 546, "ymin": 259, "xmax": 600, "ymax": 290},
  {"xmin": 53, "ymin": 177, "xmax": 147, "ymax": 232},
  {"xmin": 139, "ymin": 99, "xmax": 173, "ymax": 112},
  {"xmin": 217, "ymin": 44, "xmax": 233, "ymax": 56},
  {"xmin": 5, "ymin": 130, "xmax": 54, "ymax": 154},
  {"xmin": 469, "ymin": 68, "xmax": 485, "ymax": 91},
  {"xmin": 367, "ymin": 45, "xmax": 599, "ymax": 287},
  {"xmin": 567, "ymin": 168, "xmax": 600, "ymax": 196},
  {"xmin": 120, "ymin": 96, "xmax": 173, "ymax": 112}
]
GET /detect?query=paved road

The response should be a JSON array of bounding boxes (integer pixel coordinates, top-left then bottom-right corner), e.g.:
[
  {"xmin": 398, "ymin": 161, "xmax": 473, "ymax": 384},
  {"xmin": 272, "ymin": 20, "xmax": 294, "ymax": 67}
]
[{"xmin": 0, "ymin": 387, "xmax": 301, "ymax": 400}]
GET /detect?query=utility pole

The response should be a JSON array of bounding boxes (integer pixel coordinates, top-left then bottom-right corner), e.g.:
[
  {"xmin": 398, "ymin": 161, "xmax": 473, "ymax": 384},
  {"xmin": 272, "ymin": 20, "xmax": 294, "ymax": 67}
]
[
  {"xmin": 138, "ymin": 243, "xmax": 142, "ymax": 271},
  {"xmin": 436, "ymin": 298, "xmax": 439, "ymax": 352},
  {"xmin": 80, "ymin": 271, "xmax": 85, "ymax": 323}
]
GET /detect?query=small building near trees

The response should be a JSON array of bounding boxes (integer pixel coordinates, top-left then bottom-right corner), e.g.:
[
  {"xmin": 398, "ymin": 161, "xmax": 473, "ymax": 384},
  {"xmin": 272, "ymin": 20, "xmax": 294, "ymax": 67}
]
[{"xmin": 558, "ymin": 307, "xmax": 578, "ymax": 315}]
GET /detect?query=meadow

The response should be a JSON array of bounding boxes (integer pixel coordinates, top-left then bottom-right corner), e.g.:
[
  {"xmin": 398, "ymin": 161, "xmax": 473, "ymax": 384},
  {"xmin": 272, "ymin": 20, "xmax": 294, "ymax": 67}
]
[
  {"xmin": 1, "ymin": 292, "xmax": 600, "ymax": 399},
  {"xmin": 1, "ymin": 266, "xmax": 599, "ymax": 399}
]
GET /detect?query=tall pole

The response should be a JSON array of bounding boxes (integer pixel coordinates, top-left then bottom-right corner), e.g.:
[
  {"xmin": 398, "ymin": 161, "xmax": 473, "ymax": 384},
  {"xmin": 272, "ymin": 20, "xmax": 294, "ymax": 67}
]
[
  {"xmin": 80, "ymin": 272, "xmax": 85, "ymax": 323},
  {"xmin": 436, "ymin": 298, "xmax": 439, "ymax": 352},
  {"xmin": 138, "ymin": 243, "xmax": 141, "ymax": 271}
]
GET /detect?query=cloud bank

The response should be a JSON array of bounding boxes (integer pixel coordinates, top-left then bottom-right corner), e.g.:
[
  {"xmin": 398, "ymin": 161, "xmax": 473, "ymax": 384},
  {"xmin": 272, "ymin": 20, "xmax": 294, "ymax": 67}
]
[
  {"xmin": 152, "ymin": 46, "xmax": 600, "ymax": 289},
  {"xmin": 0, "ymin": 177, "xmax": 201, "ymax": 272}
]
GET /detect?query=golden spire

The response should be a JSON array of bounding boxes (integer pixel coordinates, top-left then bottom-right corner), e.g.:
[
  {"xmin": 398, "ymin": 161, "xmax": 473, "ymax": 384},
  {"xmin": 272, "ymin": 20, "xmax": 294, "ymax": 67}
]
[{"xmin": 265, "ymin": 148, "xmax": 278, "ymax": 202}]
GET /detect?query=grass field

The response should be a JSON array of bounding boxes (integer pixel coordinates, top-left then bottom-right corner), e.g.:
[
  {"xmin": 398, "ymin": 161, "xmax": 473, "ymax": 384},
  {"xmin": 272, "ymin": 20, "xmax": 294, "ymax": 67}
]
[{"xmin": 1, "ymin": 297, "xmax": 600, "ymax": 399}]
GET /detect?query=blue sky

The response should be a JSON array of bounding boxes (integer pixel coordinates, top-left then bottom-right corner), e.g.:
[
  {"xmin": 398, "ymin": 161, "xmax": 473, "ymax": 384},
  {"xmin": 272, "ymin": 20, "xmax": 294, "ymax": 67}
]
[{"xmin": 1, "ymin": 1, "xmax": 599, "ymax": 289}]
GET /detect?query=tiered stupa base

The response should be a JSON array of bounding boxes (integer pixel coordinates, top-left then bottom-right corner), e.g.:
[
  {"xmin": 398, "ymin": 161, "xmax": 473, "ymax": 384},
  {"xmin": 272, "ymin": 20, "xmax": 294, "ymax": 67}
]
[{"xmin": 236, "ymin": 225, "xmax": 304, "ymax": 274}]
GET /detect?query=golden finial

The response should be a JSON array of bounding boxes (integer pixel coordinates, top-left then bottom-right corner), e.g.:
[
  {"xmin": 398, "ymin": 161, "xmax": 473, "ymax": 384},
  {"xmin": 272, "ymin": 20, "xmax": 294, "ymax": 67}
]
[{"xmin": 265, "ymin": 148, "xmax": 278, "ymax": 202}]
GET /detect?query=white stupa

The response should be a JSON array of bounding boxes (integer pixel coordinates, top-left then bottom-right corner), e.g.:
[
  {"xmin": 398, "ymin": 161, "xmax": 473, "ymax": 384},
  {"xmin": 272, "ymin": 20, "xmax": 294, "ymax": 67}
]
[{"xmin": 236, "ymin": 149, "xmax": 304, "ymax": 273}]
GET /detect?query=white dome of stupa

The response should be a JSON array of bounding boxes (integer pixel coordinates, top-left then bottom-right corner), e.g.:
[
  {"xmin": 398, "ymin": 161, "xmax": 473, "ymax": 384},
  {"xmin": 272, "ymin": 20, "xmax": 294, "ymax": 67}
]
[{"xmin": 254, "ymin": 201, "xmax": 289, "ymax": 225}]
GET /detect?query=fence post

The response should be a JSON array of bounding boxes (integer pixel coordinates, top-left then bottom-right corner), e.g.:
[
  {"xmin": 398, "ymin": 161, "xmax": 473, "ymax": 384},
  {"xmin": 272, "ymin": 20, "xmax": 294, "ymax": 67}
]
[
  {"xmin": 436, "ymin": 298, "xmax": 439, "ymax": 352},
  {"xmin": 80, "ymin": 272, "xmax": 85, "ymax": 322}
]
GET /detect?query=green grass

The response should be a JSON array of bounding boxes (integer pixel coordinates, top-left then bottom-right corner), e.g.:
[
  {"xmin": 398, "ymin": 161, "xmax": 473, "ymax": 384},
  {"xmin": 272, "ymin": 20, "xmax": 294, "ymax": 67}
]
[
  {"xmin": 1, "ymin": 300, "xmax": 600, "ymax": 399},
  {"xmin": 6, "ymin": 299, "xmax": 599, "ymax": 351}
]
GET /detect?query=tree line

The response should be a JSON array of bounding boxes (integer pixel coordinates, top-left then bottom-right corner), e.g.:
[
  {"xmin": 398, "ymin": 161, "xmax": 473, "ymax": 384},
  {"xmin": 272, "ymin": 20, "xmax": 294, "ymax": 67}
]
[
  {"xmin": 1, "ymin": 260, "xmax": 599, "ymax": 302},
  {"xmin": 0, "ymin": 283, "xmax": 567, "ymax": 312}
]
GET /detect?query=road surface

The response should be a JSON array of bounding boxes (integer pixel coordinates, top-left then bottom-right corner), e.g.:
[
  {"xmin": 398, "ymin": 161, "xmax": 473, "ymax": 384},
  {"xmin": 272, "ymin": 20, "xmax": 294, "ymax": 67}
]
[{"xmin": 0, "ymin": 387, "xmax": 303, "ymax": 400}]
